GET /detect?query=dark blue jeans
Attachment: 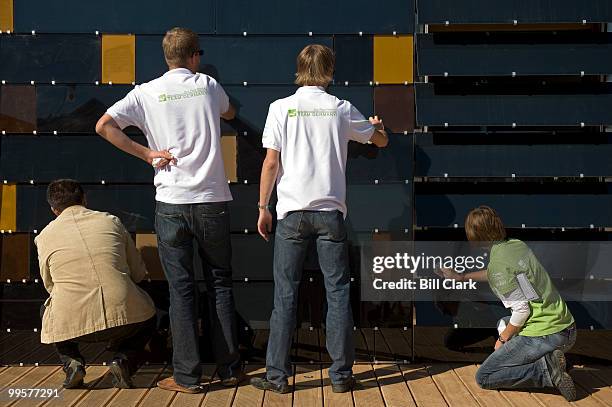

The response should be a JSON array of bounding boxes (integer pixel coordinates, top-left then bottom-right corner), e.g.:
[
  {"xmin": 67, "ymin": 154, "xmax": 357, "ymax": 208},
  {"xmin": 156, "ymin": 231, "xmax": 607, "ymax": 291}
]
[
  {"xmin": 155, "ymin": 201, "xmax": 240, "ymax": 387},
  {"xmin": 266, "ymin": 210, "xmax": 354, "ymax": 386},
  {"xmin": 476, "ymin": 324, "xmax": 577, "ymax": 389}
]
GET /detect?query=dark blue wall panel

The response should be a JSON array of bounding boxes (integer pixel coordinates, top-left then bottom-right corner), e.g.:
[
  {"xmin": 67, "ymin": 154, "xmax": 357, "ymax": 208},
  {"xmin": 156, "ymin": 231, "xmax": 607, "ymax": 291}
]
[
  {"xmin": 137, "ymin": 36, "xmax": 334, "ymax": 84},
  {"xmin": 14, "ymin": 0, "xmax": 215, "ymax": 34},
  {"xmin": 415, "ymin": 83, "xmax": 612, "ymax": 127},
  {"xmin": 417, "ymin": 32, "xmax": 612, "ymax": 77},
  {"xmin": 416, "ymin": 133, "xmax": 612, "ymax": 177},
  {"xmin": 416, "ymin": 194, "xmax": 612, "ymax": 228},
  {"xmin": 0, "ymin": 35, "xmax": 100, "ymax": 83},
  {"xmin": 347, "ymin": 134, "xmax": 413, "ymax": 183},
  {"xmin": 0, "ymin": 136, "xmax": 151, "ymax": 183},
  {"xmin": 417, "ymin": 0, "xmax": 612, "ymax": 24},
  {"xmin": 216, "ymin": 0, "xmax": 414, "ymax": 34},
  {"xmin": 37, "ymin": 85, "xmax": 136, "ymax": 133},
  {"xmin": 17, "ymin": 185, "xmax": 156, "ymax": 232},
  {"xmin": 346, "ymin": 184, "xmax": 412, "ymax": 232},
  {"xmin": 334, "ymin": 36, "xmax": 373, "ymax": 84}
]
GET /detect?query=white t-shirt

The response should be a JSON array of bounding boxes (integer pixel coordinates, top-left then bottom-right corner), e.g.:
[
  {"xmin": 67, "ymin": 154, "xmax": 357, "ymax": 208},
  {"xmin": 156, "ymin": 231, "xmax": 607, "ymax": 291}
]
[
  {"xmin": 262, "ymin": 86, "xmax": 375, "ymax": 219},
  {"xmin": 106, "ymin": 68, "xmax": 232, "ymax": 204}
]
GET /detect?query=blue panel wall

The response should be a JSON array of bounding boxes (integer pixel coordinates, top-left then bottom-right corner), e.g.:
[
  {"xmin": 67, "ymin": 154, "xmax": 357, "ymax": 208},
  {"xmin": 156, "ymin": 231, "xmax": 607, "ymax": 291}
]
[
  {"xmin": 216, "ymin": 0, "xmax": 414, "ymax": 34},
  {"xmin": 14, "ymin": 0, "xmax": 216, "ymax": 34},
  {"xmin": 417, "ymin": 0, "xmax": 612, "ymax": 24},
  {"xmin": 0, "ymin": 35, "xmax": 100, "ymax": 83},
  {"xmin": 137, "ymin": 36, "xmax": 334, "ymax": 84}
]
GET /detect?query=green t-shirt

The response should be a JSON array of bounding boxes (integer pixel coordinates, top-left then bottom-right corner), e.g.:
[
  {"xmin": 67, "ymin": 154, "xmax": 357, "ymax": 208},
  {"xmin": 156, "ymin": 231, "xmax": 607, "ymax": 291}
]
[{"xmin": 488, "ymin": 239, "xmax": 574, "ymax": 337}]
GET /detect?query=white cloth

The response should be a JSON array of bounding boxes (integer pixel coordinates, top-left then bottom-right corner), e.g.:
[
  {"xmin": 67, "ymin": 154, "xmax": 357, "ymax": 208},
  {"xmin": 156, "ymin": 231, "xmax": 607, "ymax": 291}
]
[
  {"xmin": 500, "ymin": 287, "xmax": 531, "ymax": 327},
  {"xmin": 262, "ymin": 86, "xmax": 374, "ymax": 219},
  {"xmin": 107, "ymin": 68, "xmax": 232, "ymax": 204}
]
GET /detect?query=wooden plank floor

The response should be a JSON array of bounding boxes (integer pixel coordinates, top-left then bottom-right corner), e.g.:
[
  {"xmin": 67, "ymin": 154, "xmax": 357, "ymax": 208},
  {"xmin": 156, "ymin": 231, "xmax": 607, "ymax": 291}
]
[{"xmin": 0, "ymin": 363, "xmax": 611, "ymax": 406}]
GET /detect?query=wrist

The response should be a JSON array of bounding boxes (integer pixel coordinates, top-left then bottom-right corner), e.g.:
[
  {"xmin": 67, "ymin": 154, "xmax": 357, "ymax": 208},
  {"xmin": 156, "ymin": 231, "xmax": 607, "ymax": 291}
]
[{"xmin": 257, "ymin": 203, "xmax": 272, "ymax": 211}]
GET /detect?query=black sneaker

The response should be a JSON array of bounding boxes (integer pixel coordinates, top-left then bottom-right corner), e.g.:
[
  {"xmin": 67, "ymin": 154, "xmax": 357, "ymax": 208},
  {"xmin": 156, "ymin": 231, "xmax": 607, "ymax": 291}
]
[
  {"xmin": 250, "ymin": 377, "xmax": 291, "ymax": 394},
  {"xmin": 220, "ymin": 372, "xmax": 246, "ymax": 387},
  {"xmin": 546, "ymin": 350, "xmax": 576, "ymax": 401},
  {"xmin": 62, "ymin": 359, "xmax": 85, "ymax": 389},
  {"xmin": 109, "ymin": 358, "xmax": 133, "ymax": 389},
  {"xmin": 332, "ymin": 376, "xmax": 355, "ymax": 393}
]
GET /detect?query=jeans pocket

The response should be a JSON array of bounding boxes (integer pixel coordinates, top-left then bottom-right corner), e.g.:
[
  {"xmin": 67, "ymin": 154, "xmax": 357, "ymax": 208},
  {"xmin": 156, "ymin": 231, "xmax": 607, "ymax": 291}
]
[
  {"xmin": 201, "ymin": 202, "xmax": 228, "ymax": 218},
  {"xmin": 202, "ymin": 210, "xmax": 230, "ymax": 245},
  {"xmin": 155, "ymin": 211, "xmax": 189, "ymax": 247},
  {"xmin": 319, "ymin": 211, "xmax": 346, "ymax": 242},
  {"xmin": 276, "ymin": 212, "xmax": 303, "ymax": 240}
]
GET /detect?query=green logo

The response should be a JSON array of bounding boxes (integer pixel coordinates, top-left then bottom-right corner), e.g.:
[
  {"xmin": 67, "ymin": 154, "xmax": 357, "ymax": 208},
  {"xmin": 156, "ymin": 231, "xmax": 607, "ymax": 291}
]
[
  {"xmin": 288, "ymin": 108, "xmax": 337, "ymax": 118},
  {"xmin": 158, "ymin": 88, "xmax": 207, "ymax": 103}
]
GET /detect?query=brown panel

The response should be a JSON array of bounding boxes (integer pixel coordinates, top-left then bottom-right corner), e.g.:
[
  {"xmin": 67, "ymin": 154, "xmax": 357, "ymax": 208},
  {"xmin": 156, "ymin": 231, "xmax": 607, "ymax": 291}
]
[
  {"xmin": 0, "ymin": 234, "xmax": 30, "ymax": 281},
  {"xmin": 221, "ymin": 134, "xmax": 238, "ymax": 183},
  {"xmin": 0, "ymin": 85, "xmax": 36, "ymax": 133},
  {"xmin": 429, "ymin": 23, "xmax": 599, "ymax": 32},
  {"xmin": 374, "ymin": 85, "xmax": 415, "ymax": 133},
  {"xmin": 135, "ymin": 233, "xmax": 165, "ymax": 280}
]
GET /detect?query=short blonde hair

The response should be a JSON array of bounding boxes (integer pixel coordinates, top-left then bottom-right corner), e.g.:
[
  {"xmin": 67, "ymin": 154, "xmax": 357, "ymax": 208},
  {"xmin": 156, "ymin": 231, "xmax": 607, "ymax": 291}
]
[
  {"xmin": 465, "ymin": 206, "xmax": 507, "ymax": 242},
  {"xmin": 295, "ymin": 44, "xmax": 335, "ymax": 87},
  {"xmin": 162, "ymin": 27, "xmax": 199, "ymax": 67}
]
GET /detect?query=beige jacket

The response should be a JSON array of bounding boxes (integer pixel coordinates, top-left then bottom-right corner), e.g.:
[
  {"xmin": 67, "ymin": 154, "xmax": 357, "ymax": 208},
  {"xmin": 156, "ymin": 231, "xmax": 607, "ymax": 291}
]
[{"xmin": 35, "ymin": 206, "xmax": 156, "ymax": 344}]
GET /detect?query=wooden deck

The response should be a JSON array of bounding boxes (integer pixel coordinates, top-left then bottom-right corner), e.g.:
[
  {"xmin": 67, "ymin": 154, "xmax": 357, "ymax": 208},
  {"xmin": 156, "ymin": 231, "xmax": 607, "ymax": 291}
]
[
  {"xmin": 1, "ymin": 363, "xmax": 612, "ymax": 406},
  {"xmin": 0, "ymin": 328, "xmax": 611, "ymax": 406}
]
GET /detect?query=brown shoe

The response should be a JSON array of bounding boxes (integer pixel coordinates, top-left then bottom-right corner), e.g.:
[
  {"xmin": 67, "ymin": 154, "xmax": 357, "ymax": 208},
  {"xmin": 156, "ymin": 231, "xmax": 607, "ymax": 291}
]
[
  {"xmin": 220, "ymin": 372, "xmax": 246, "ymax": 387},
  {"xmin": 157, "ymin": 376, "xmax": 203, "ymax": 394}
]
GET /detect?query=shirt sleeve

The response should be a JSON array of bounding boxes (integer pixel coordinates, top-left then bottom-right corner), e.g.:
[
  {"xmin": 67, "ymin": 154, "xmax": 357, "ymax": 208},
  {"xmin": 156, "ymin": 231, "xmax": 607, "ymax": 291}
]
[
  {"xmin": 113, "ymin": 217, "xmax": 148, "ymax": 283},
  {"xmin": 500, "ymin": 287, "xmax": 531, "ymax": 327},
  {"xmin": 34, "ymin": 236, "xmax": 53, "ymax": 295},
  {"xmin": 213, "ymin": 80, "xmax": 230, "ymax": 115},
  {"xmin": 106, "ymin": 88, "xmax": 145, "ymax": 130},
  {"xmin": 262, "ymin": 102, "xmax": 283, "ymax": 152},
  {"xmin": 344, "ymin": 101, "xmax": 375, "ymax": 144}
]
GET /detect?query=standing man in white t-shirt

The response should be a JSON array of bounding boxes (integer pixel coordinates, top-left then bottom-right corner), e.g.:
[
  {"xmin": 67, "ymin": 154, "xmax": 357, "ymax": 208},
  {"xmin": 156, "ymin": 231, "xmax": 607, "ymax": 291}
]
[
  {"xmin": 250, "ymin": 44, "xmax": 389, "ymax": 394},
  {"xmin": 95, "ymin": 27, "xmax": 241, "ymax": 393}
]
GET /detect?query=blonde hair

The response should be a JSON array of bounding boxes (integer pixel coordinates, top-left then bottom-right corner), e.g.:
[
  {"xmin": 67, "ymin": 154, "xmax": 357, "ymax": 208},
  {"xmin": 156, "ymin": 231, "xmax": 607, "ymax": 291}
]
[
  {"xmin": 465, "ymin": 206, "xmax": 507, "ymax": 242},
  {"xmin": 162, "ymin": 27, "xmax": 200, "ymax": 67},
  {"xmin": 295, "ymin": 44, "xmax": 335, "ymax": 87}
]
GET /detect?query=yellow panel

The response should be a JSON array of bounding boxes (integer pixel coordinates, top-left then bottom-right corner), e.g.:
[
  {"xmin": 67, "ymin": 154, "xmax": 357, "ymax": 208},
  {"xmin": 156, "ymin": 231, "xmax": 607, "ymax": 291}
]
[
  {"xmin": 374, "ymin": 35, "xmax": 414, "ymax": 84},
  {"xmin": 135, "ymin": 233, "xmax": 165, "ymax": 280},
  {"xmin": 0, "ymin": 0, "xmax": 13, "ymax": 32},
  {"xmin": 102, "ymin": 34, "xmax": 135, "ymax": 84},
  {"xmin": 221, "ymin": 134, "xmax": 238, "ymax": 183},
  {"xmin": 0, "ymin": 184, "xmax": 16, "ymax": 231}
]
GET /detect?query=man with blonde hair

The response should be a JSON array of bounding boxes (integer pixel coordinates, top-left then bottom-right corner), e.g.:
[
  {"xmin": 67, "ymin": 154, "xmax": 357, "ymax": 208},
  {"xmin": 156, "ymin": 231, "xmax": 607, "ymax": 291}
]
[
  {"xmin": 250, "ymin": 44, "xmax": 388, "ymax": 394},
  {"xmin": 441, "ymin": 206, "xmax": 577, "ymax": 401},
  {"xmin": 96, "ymin": 27, "xmax": 241, "ymax": 393}
]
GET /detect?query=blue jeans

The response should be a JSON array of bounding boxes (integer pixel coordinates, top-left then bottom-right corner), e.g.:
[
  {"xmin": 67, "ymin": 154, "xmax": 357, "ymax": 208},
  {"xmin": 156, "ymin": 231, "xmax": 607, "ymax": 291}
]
[
  {"xmin": 155, "ymin": 201, "xmax": 240, "ymax": 387},
  {"xmin": 266, "ymin": 210, "xmax": 354, "ymax": 386},
  {"xmin": 476, "ymin": 324, "xmax": 577, "ymax": 389}
]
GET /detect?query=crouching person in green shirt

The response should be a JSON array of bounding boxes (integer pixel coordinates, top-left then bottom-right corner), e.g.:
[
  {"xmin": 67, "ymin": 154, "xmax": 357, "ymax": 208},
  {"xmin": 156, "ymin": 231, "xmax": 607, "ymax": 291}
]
[{"xmin": 441, "ymin": 206, "xmax": 577, "ymax": 401}]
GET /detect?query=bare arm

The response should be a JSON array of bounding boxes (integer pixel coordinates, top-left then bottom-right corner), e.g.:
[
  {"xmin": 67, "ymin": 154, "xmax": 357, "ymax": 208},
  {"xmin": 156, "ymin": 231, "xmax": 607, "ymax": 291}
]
[
  {"xmin": 368, "ymin": 116, "xmax": 389, "ymax": 147},
  {"xmin": 257, "ymin": 149, "xmax": 280, "ymax": 241},
  {"xmin": 221, "ymin": 103, "xmax": 236, "ymax": 121},
  {"xmin": 95, "ymin": 114, "xmax": 174, "ymax": 166}
]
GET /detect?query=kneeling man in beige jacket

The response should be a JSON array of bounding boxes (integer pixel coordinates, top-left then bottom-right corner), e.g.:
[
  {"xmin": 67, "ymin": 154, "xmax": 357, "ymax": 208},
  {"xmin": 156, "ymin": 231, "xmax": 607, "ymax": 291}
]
[{"xmin": 35, "ymin": 179, "xmax": 157, "ymax": 389}]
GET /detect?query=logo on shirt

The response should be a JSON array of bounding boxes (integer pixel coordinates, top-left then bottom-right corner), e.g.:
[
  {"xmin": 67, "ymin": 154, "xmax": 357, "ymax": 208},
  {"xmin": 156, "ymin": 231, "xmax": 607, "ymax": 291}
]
[
  {"xmin": 158, "ymin": 88, "xmax": 208, "ymax": 103},
  {"xmin": 287, "ymin": 108, "xmax": 338, "ymax": 118}
]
